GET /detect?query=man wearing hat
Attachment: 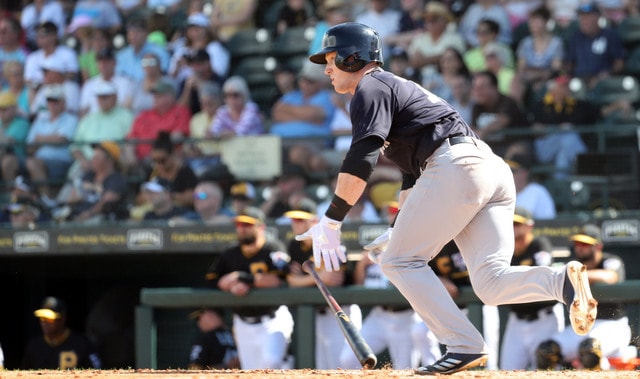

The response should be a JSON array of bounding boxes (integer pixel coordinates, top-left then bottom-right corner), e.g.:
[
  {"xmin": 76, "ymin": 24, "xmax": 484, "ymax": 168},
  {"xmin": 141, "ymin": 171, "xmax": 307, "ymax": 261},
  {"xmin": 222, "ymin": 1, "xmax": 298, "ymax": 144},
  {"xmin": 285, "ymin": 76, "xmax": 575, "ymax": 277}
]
[
  {"xmin": 564, "ymin": 2, "xmax": 625, "ymax": 87},
  {"xmin": 187, "ymin": 307, "xmax": 239, "ymax": 369},
  {"xmin": 22, "ymin": 296, "xmax": 101, "ymax": 369},
  {"xmin": 115, "ymin": 18, "xmax": 170, "ymax": 82},
  {"xmin": 227, "ymin": 181, "xmax": 257, "ymax": 216},
  {"xmin": 29, "ymin": 56, "xmax": 81, "ymax": 117},
  {"xmin": 140, "ymin": 177, "xmax": 188, "ymax": 221},
  {"xmin": 177, "ymin": 48, "xmax": 225, "ymax": 115},
  {"xmin": 205, "ymin": 207, "xmax": 293, "ymax": 369},
  {"xmin": 505, "ymin": 153, "xmax": 556, "ymax": 220},
  {"xmin": 23, "ymin": 21, "xmax": 79, "ymax": 91},
  {"xmin": 6, "ymin": 196, "xmax": 44, "ymax": 228},
  {"xmin": 124, "ymin": 78, "xmax": 190, "ymax": 164},
  {"xmin": 535, "ymin": 223, "xmax": 631, "ymax": 370},
  {"xmin": 499, "ymin": 207, "xmax": 563, "ymax": 370},
  {"xmin": 79, "ymin": 48, "xmax": 135, "ymax": 117},
  {"xmin": 0, "ymin": 90, "xmax": 29, "ymax": 180}
]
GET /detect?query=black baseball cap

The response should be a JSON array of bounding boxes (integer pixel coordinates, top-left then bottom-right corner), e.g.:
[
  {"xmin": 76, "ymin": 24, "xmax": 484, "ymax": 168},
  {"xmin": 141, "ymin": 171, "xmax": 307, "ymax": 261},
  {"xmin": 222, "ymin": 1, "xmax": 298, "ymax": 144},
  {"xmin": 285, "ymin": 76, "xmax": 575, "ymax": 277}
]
[
  {"xmin": 513, "ymin": 207, "xmax": 534, "ymax": 225},
  {"xmin": 185, "ymin": 49, "xmax": 210, "ymax": 63},
  {"xmin": 36, "ymin": 21, "xmax": 58, "ymax": 35},
  {"xmin": 235, "ymin": 206, "xmax": 265, "ymax": 225},
  {"xmin": 34, "ymin": 296, "xmax": 67, "ymax": 320},
  {"xmin": 284, "ymin": 198, "xmax": 317, "ymax": 220},
  {"xmin": 577, "ymin": 2, "xmax": 600, "ymax": 14},
  {"xmin": 570, "ymin": 224, "xmax": 602, "ymax": 245},
  {"xmin": 96, "ymin": 47, "xmax": 115, "ymax": 60}
]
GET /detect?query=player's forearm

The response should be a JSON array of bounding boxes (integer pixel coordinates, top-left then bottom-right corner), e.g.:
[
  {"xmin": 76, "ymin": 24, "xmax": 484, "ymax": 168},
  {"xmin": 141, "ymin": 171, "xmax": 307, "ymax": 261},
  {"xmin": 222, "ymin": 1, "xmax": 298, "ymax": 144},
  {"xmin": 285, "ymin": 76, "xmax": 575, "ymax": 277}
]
[{"xmin": 334, "ymin": 172, "xmax": 367, "ymax": 207}]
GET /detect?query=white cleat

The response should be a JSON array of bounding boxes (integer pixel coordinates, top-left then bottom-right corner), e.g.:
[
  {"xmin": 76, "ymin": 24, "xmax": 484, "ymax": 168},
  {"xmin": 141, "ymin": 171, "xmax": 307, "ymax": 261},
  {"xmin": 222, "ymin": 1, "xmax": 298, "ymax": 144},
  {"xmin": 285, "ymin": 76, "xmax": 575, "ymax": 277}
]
[{"xmin": 565, "ymin": 261, "xmax": 598, "ymax": 335}]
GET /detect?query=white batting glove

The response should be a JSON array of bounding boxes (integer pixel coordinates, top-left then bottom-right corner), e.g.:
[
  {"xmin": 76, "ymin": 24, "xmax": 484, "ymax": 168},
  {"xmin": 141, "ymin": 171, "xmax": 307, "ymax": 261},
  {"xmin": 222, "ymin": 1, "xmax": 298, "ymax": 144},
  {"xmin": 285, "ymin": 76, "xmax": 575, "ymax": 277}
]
[
  {"xmin": 363, "ymin": 227, "xmax": 392, "ymax": 264},
  {"xmin": 295, "ymin": 215, "xmax": 346, "ymax": 272}
]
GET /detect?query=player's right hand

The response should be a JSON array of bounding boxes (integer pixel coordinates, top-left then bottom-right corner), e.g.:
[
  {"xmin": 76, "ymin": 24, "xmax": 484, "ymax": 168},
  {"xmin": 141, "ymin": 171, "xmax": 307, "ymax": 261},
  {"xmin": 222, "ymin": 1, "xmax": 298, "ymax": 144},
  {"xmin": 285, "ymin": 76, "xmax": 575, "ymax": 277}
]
[
  {"xmin": 295, "ymin": 215, "xmax": 346, "ymax": 272},
  {"xmin": 363, "ymin": 227, "xmax": 392, "ymax": 264}
]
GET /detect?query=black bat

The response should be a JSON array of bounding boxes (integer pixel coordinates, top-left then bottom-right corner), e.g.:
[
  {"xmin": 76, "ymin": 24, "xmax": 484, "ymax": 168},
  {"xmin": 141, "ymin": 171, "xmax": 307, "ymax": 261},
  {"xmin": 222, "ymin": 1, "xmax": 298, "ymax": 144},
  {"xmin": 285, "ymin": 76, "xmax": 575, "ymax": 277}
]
[{"xmin": 302, "ymin": 259, "xmax": 377, "ymax": 369}]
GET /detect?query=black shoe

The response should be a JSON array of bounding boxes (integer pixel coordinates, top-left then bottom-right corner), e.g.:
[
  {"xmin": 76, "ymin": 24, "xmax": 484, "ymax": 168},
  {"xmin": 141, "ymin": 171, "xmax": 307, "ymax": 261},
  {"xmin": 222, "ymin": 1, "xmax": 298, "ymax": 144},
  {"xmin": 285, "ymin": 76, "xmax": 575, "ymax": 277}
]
[
  {"xmin": 563, "ymin": 261, "xmax": 598, "ymax": 335},
  {"xmin": 415, "ymin": 353, "xmax": 488, "ymax": 375}
]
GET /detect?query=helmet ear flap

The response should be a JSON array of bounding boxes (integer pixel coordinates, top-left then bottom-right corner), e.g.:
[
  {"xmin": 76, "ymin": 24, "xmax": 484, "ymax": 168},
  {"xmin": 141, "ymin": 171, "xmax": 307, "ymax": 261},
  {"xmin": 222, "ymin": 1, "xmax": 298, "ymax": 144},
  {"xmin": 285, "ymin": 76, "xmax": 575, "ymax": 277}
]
[{"xmin": 335, "ymin": 53, "xmax": 366, "ymax": 72}]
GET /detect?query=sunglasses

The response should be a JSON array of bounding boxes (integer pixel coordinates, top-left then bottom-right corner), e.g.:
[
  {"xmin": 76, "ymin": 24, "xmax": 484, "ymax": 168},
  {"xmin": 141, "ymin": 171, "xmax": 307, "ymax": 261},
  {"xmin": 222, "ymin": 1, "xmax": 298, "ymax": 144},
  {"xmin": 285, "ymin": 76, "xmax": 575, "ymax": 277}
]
[
  {"xmin": 193, "ymin": 191, "xmax": 209, "ymax": 200},
  {"xmin": 141, "ymin": 58, "xmax": 158, "ymax": 67},
  {"xmin": 231, "ymin": 195, "xmax": 250, "ymax": 201},
  {"xmin": 224, "ymin": 92, "xmax": 242, "ymax": 98}
]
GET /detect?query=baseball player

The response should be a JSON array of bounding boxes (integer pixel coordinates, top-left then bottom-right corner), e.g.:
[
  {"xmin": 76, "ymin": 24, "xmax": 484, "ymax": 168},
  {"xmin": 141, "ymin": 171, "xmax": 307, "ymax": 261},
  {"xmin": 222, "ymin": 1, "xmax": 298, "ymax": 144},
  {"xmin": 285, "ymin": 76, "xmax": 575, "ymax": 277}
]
[
  {"xmin": 205, "ymin": 207, "xmax": 294, "ymax": 369},
  {"xmin": 284, "ymin": 199, "xmax": 360, "ymax": 369},
  {"xmin": 499, "ymin": 207, "xmax": 564, "ymax": 370},
  {"xmin": 187, "ymin": 307, "xmax": 239, "ymax": 369},
  {"xmin": 297, "ymin": 22, "xmax": 597, "ymax": 375},
  {"xmin": 536, "ymin": 224, "xmax": 632, "ymax": 370}
]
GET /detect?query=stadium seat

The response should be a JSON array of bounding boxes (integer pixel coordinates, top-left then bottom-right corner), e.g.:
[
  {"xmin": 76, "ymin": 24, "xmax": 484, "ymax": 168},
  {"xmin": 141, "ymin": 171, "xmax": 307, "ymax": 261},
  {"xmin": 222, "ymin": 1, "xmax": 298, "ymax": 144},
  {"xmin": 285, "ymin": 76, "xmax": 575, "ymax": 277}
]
[
  {"xmin": 225, "ymin": 28, "xmax": 273, "ymax": 62},
  {"xmin": 586, "ymin": 76, "xmax": 640, "ymax": 106},
  {"xmin": 272, "ymin": 26, "xmax": 315, "ymax": 58},
  {"xmin": 231, "ymin": 55, "xmax": 278, "ymax": 88},
  {"xmin": 617, "ymin": 15, "xmax": 640, "ymax": 50}
]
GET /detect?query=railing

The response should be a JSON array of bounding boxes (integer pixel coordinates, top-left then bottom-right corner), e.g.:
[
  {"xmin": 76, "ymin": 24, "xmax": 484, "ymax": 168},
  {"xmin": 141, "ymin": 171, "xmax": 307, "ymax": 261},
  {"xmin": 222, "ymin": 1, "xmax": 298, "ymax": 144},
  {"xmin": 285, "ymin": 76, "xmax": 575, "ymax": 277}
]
[{"xmin": 136, "ymin": 281, "xmax": 640, "ymax": 369}]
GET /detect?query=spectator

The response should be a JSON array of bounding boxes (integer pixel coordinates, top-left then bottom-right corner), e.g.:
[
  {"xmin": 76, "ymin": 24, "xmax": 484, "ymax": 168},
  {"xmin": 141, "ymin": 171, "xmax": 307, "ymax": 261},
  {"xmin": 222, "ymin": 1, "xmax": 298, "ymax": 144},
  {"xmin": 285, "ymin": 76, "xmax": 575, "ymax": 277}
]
[
  {"xmin": 226, "ymin": 181, "xmax": 256, "ymax": 216},
  {"xmin": 469, "ymin": 70, "xmax": 528, "ymax": 155},
  {"xmin": 0, "ymin": 176, "xmax": 50, "ymax": 224},
  {"xmin": 275, "ymin": 0, "xmax": 313, "ymax": 36},
  {"xmin": 65, "ymin": 16, "xmax": 95, "ymax": 74},
  {"xmin": 79, "ymin": 48, "xmax": 135, "ymax": 118},
  {"xmin": 501, "ymin": 0, "xmax": 544, "ymax": 30},
  {"xmin": 407, "ymin": 1, "xmax": 465, "ymax": 79},
  {"xmin": 512, "ymin": 6, "xmax": 564, "ymax": 107},
  {"xmin": 187, "ymin": 307, "xmax": 239, "ymax": 369},
  {"xmin": 115, "ymin": 18, "xmax": 170, "ymax": 82},
  {"xmin": 129, "ymin": 53, "xmax": 176, "ymax": 115},
  {"xmin": 459, "ymin": 0, "xmax": 512, "ymax": 48},
  {"xmin": 564, "ymin": 2, "xmax": 626, "ymax": 88},
  {"xmin": 204, "ymin": 207, "xmax": 294, "ymax": 369},
  {"xmin": 78, "ymin": 27, "xmax": 112, "ymax": 82},
  {"xmin": 307, "ymin": 0, "xmax": 352, "ymax": 56},
  {"xmin": 355, "ymin": 0, "xmax": 401, "ymax": 62},
  {"xmin": 20, "ymin": 0, "xmax": 66, "ymax": 49},
  {"xmin": 209, "ymin": 0, "xmax": 258, "ymax": 43},
  {"xmin": 58, "ymin": 142, "xmax": 129, "ymax": 223},
  {"xmin": 23, "ymin": 22, "xmax": 79, "ymax": 96},
  {"xmin": 463, "ymin": 18, "xmax": 514, "ymax": 73},
  {"xmin": 536, "ymin": 224, "xmax": 631, "ymax": 370},
  {"xmin": 384, "ymin": 0, "xmax": 426, "ymax": 51},
  {"xmin": 171, "ymin": 181, "xmax": 232, "ymax": 226},
  {"xmin": 68, "ymin": 81, "xmax": 133, "ymax": 188},
  {"xmin": 545, "ymin": 0, "xmax": 581, "ymax": 30},
  {"xmin": 184, "ymin": 82, "xmax": 223, "ymax": 176},
  {"xmin": 483, "ymin": 42, "xmax": 515, "ymax": 95},
  {"xmin": 0, "ymin": 91, "xmax": 29, "ymax": 181},
  {"xmin": 260, "ymin": 163, "xmax": 308, "ymax": 220},
  {"xmin": 29, "ymin": 56, "xmax": 81, "ymax": 117},
  {"xmin": 71, "ymin": 0, "xmax": 122, "ymax": 34},
  {"xmin": 140, "ymin": 177, "xmax": 188, "ymax": 221},
  {"xmin": 124, "ymin": 79, "xmax": 190, "ymax": 166},
  {"xmin": 169, "ymin": 13, "xmax": 230, "ymax": 85},
  {"xmin": 25, "ymin": 84, "xmax": 78, "ymax": 207},
  {"xmin": 2, "ymin": 61, "xmax": 29, "ymax": 119},
  {"xmin": 209, "ymin": 76, "xmax": 264, "ymax": 138},
  {"xmin": 270, "ymin": 60, "xmax": 335, "ymax": 147},
  {"xmin": 499, "ymin": 207, "xmax": 563, "ymax": 370},
  {"xmin": 5, "ymin": 196, "xmax": 44, "ymax": 228},
  {"xmin": 22, "ymin": 296, "xmax": 101, "ymax": 369},
  {"xmin": 176, "ymin": 49, "xmax": 223, "ymax": 115},
  {"xmin": 270, "ymin": 62, "xmax": 298, "ymax": 108},
  {"xmin": 388, "ymin": 47, "xmax": 420, "ymax": 83},
  {"xmin": 0, "ymin": 16, "xmax": 28, "ymax": 80},
  {"xmin": 421, "ymin": 47, "xmax": 471, "ymax": 103},
  {"xmin": 505, "ymin": 154, "xmax": 556, "ymax": 220},
  {"xmin": 285, "ymin": 198, "xmax": 358, "ymax": 369},
  {"xmin": 448, "ymin": 73, "xmax": 474, "ymax": 124}
]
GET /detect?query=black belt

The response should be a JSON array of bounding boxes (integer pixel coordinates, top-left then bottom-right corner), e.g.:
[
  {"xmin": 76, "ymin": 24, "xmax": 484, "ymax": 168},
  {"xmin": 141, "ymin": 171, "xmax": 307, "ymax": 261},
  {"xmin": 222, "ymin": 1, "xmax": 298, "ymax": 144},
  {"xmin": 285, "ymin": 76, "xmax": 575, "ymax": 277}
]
[
  {"xmin": 448, "ymin": 135, "xmax": 476, "ymax": 146},
  {"xmin": 513, "ymin": 307, "xmax": 553, "ymax": 321},
  {"xmin": 381, "ymin": 305, "xmax": 412, "ymax": 313},
  {"xmin": 238, "ymin": 312, "xmax": 275, "ymax": 324}
]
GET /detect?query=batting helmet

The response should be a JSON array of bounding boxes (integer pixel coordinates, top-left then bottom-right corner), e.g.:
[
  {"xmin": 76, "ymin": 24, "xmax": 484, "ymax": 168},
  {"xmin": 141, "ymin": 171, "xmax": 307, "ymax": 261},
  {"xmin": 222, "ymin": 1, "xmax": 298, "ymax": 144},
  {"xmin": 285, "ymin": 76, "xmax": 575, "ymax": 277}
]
[
  {"xmin": 578, "ymin": 337, "xmax": 603, "ymax": 370},
  {"xmin": 309, "ymin": 22, "xmax": 383, "ymax": 72},
  {"xmin": 536, "ymin": 340, "xmax": 563, "ymax": 370}
]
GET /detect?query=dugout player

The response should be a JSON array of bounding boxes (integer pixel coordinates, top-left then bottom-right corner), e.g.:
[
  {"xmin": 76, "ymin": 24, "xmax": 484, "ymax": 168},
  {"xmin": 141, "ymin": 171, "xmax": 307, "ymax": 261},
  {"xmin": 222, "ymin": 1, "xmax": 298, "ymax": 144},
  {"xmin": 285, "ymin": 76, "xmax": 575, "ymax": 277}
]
[
  {"xmin": 499, "ymin": 208, "xmax": 564, "ymax": 370},
  {"xmin": 297, "ymin": 22, "xmax": 598, "ymax": 375},
  {"xmin": 22, "ymin": 296, "xmax": 101, "ymax": 369},
  {"xmin": 205, "ymin": 207, "xmax": 294, "ymax": 369},
  {"xmin": 536, "ymin": 224, "xmax": 632, "ymax": 370},
  {"xmin": 187, "ymin": 307, "xmax": 239, "ymax": 369}
]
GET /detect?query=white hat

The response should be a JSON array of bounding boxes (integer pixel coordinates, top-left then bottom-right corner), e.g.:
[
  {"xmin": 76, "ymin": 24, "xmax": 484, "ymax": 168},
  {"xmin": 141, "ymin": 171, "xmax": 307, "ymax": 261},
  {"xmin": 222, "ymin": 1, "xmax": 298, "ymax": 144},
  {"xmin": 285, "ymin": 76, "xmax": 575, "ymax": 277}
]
[
  {"xmin": 67, "ymin": 15, "xmax": 93, "ymax": 33},
  {"xmin": 187, "ymin": 13, "xmax": 210, "ymax": 28},
  {"xmin": 94, "ymin": 80, "xmax": 117, "ymax": 96},
  {"xmin": 43, "ymin": 84, "xmax": 65, "ymax": 100},
  {"xmin": 41, "ymin": 57, "xmax": 66, "ymax": 73}
]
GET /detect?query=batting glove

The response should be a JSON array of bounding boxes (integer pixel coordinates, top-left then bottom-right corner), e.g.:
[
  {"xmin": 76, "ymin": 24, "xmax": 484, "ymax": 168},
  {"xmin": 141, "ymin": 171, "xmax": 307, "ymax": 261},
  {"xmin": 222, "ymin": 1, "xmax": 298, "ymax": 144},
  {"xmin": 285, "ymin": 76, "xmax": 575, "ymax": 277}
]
[
  {"xmin": 363, "ymin": 227, "xmax": 392, "ymax": 264},
  {"xmin": 295, "ymin": 215, "xmax": 346, "ymax": 272}
]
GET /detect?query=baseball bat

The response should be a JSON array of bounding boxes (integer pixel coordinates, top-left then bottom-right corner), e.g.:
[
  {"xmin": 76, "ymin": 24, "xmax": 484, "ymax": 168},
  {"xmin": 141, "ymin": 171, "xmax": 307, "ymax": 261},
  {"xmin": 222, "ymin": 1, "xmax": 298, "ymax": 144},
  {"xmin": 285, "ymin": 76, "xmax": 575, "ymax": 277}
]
[{"xmin": 301, "ymin": 259, "xmax": 377, "ymax": 369}]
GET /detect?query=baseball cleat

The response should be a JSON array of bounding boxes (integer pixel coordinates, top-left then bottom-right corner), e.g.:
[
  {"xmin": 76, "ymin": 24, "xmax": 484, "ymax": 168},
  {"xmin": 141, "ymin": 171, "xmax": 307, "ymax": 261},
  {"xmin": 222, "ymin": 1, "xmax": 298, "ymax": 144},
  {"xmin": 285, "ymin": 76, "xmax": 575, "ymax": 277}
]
[
  {"xmin": 563, "ymin": 261, "xmax": 598, "ymax": 335},
  {"xmin": 415, "ymin": 353, "xmax": 487, "ymax": 375}
]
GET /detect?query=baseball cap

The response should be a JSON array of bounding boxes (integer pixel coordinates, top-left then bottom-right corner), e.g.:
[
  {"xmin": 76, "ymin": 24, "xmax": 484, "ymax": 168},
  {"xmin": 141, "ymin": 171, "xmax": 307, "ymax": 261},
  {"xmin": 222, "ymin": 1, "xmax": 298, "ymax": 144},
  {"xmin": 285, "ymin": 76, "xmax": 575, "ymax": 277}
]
[
  {"xmin": 34, "ymin": 296, "xmax": 67, "ymax": 320},
  {"xmin": 41, "ymin": 57, "xmax": 66, "ymax": 73},
  {"xmin": 92, "ymin": 141, "xmax": 121, "ymax": 161},
  {"xmin": 284, "ymin": 198, "xmax": 317, "ymax": 220},
  {"xmin": 570, "ymin": 224, "xmax": 602, "ymax": 245},
  {"xmin": 185, "ymin": 49, "xmax": 210, "ymax": 63},
  {"xmin": 43, "ymin": 84, "xmax": 66, "ymax": 100},
  {"xmin": 513, "ymin": 206, "xmax": 534, "ymax": 225},
  {"xmin": 67, "ymin": 15, "xmax": 93, "ymax": 33},
  {"xmin": 187, "ymin": 12, "xmax": 210, "ymax": 28},
  {"xmin": 505, "ymin": 154, "xmax": 531, "ymax": 171},
  {"xmin": 0, "ymin": 91, "xmax": 17, "ymax": 108},
  {"xmin": 142, "ymin": 177, "xmax": 172, "ymax": 193},
  {"xmin": 96, "ymin": 47, "xmax": 115, "ymax": 60},
  {"xmin": 150, "ymin": 80, "xmax": 176, "ymax": 95},
  {"xmin": 424, "ymin": 1, "xmax": 454, "ymax": 23},
  {"xmin": 11, "ymin": 175, "xmax": 33, "ymax": 192},
  {"xmin": 553, "ymin": 74, "xmax": 571, "ymax": 86},
  {"xmin": 230, "ymin": 182, "xmax": 256, "ymax": 200},
  {"xmin": 577, "ymin": 2, "xmax": 600, "ymax": 14},
  {"xmin": 127, "ymin": 17, "xmax": 147, "ymax": 30},
  {"xmin": 188, "ymin": 306, "xmax": 223, "ymax": 320},
  {"xmin": 234, "ymin": 206, "xmax": 265, "ymax": 225},
  {"xmin": 93, "ymin": 80, "xmax": 117, "ymax": 96},
  {"xmin": 6, "ymin": 196, "xmax": 40, "ymax": 215},
  {"xmin": 36, "ymin": 21, "xmax": 58, "ymax": 35}
]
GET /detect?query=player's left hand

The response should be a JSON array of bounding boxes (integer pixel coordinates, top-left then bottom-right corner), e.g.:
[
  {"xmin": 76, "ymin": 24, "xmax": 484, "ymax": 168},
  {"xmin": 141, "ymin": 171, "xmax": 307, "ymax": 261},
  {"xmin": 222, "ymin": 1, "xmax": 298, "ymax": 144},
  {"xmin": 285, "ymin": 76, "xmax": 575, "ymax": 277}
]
[
  {"xmin": 296, "ymin": 215, "xmax": 346, "ymax": 272},
  {"xmin": 364, "ymin": 227, "xmax": 392, "ymax": 264}
]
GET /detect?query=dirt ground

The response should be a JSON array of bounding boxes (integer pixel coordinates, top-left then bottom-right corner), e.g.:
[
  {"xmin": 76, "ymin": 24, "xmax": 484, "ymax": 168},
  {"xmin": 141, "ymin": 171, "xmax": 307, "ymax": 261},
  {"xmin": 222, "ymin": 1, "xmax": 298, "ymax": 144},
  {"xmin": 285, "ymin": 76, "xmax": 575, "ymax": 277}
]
[{"xmin": 0, "ymin": 369, "xmax": 639, "ymax": 379}]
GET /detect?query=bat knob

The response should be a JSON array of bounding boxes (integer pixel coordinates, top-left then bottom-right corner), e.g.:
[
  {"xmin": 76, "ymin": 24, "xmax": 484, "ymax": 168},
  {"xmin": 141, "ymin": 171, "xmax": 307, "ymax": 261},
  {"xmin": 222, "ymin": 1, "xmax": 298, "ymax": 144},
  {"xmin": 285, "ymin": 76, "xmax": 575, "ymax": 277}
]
[
  {"xmin": 302, "ymin": 259, "xmax": 315, "ymax": 274},
  {"xmin": 363, "ymin": 355, "xmax": 377, "ymax": 369}
]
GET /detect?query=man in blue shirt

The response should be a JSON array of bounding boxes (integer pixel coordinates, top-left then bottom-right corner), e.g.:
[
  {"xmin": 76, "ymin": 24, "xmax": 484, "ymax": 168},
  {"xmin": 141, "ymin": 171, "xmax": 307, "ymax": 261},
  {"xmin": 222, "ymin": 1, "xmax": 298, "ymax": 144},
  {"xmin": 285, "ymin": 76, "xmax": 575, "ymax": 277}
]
[{"xmin": 115, "ymin": 18, "xmax": 169, "ymax": 82}]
